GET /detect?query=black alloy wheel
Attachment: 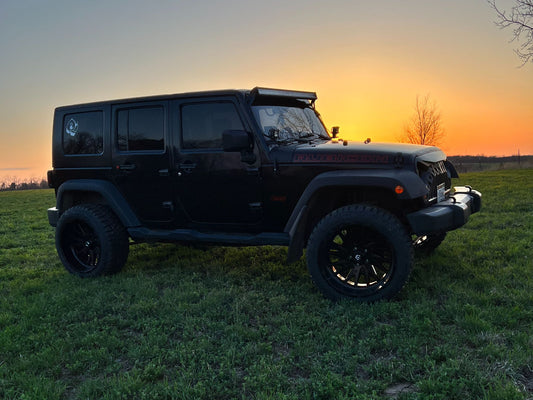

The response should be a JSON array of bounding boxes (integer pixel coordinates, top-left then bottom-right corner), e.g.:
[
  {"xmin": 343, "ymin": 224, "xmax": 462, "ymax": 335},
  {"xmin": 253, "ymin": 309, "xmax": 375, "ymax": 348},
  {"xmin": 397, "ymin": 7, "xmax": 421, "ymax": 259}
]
[
  {"xmin": 307, "ymin": 205, "xmax": 412, "ymax": 302},
  {"xmin": 62, "ymin": 219, "xmax": 101, "ymax": 272},
  {"xmin": 327, "ymin": 226, "xmax": 394, "ymax": 292},
  {"xmin": 55, "ymin": 204, "xmax": 129, "ymax": 277}
]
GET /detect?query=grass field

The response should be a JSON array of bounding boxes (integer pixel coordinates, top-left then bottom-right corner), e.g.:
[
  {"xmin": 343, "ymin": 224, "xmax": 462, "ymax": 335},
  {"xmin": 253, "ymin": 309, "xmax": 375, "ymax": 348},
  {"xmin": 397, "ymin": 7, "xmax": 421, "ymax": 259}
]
[{"xmin": 0, "ymin": 169, "xmax": 532, "ymax": 399}]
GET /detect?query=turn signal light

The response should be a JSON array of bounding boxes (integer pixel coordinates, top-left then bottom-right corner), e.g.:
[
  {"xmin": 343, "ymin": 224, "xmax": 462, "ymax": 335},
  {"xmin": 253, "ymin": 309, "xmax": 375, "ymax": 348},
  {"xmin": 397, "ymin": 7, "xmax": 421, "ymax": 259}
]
[{"xmin": 395, "ymin": 185, "xmax": 404, "ymax": 194}]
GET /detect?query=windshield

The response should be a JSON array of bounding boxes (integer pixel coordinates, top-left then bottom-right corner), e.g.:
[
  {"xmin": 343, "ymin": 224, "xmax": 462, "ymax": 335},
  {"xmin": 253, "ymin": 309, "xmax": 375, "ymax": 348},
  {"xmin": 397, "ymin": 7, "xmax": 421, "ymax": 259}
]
[{"xmin": 251, "ymin": 104, "xmax": 329, "ymax": 144}]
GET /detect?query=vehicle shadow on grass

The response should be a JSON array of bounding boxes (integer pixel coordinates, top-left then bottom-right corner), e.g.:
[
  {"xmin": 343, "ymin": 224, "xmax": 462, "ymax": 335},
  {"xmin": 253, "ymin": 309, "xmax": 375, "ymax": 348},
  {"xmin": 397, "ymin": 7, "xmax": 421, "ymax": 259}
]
[{"xmin": 125, "ymin": 242, "xmax": 308, "ymax": 284}]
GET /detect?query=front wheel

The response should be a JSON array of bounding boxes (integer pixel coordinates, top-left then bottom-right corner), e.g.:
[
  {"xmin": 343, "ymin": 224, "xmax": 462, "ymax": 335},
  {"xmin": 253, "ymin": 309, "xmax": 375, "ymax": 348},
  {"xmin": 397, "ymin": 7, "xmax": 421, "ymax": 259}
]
[
  {"xmin": 306, "ymin": 205, "xmax": 412, "ymax": 302},
  {"xmin": 55, "ymin": 204, "xmax": 129, "ymax": 277}
]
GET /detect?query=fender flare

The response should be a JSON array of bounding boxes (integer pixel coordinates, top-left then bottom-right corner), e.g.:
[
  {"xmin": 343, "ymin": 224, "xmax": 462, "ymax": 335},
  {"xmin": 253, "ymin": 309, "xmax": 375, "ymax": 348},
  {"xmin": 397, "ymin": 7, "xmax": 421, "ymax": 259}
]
[
  {"xmin": 55, "ymin": 179, "xmax": 141, "ymax": 227},
  {"xmin": 284, "ymin": 169, "xmax": 426, "ymax": 262}
]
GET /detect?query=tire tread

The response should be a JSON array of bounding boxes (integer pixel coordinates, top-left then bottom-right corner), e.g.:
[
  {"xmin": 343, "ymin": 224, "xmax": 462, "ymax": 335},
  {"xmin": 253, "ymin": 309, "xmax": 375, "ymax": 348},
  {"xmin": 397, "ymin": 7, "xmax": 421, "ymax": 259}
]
[
  {"xmin": 306, "ymin": 205, "xmax": 413, "ymax": 302},
  {"xmin": 55, "ymin": 204, "xmax": 129, "ymax": 277}
]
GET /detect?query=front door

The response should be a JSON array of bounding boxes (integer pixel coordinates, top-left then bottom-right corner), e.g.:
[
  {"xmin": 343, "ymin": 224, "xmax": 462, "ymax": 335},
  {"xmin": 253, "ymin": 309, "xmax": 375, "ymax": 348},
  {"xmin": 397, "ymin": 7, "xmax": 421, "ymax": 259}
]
[{"xmin": 172, "ymin": 98, "xmax": 262, "ymax": 227}]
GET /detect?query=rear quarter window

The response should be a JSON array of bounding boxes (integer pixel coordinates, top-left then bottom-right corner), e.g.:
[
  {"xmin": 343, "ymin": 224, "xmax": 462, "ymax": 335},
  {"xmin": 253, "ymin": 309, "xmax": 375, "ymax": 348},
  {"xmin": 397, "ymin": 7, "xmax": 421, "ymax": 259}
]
[{"xmin": 63, "ymin": 111, "xmax": 104, "ymax": 155}]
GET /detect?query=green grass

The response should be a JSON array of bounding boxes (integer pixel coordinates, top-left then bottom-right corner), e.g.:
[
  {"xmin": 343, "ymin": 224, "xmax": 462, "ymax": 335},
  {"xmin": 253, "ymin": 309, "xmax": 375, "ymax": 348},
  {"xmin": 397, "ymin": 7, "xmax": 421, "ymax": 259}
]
[{"xmin": 1, "ymin": 169, "xmax": 532, "ymax": 399}]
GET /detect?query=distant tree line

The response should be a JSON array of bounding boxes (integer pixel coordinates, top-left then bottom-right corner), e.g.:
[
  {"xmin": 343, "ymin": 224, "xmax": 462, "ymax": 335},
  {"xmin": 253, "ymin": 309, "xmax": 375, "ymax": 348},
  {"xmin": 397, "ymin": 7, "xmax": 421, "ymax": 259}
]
[
  {"xmin": 448, "ymin": 155, "xmax": 533, "ymax": 173},
  {"xmin": 2, "ymin": 154, "xmax": 530, "ymax": 192},
  {"xmin": 0, "ymin": 177, "xmax": 48, "ymax": 191},
  {"xmin": 448, "ymin": 155, "xmax": 532, "ymax": 164}
]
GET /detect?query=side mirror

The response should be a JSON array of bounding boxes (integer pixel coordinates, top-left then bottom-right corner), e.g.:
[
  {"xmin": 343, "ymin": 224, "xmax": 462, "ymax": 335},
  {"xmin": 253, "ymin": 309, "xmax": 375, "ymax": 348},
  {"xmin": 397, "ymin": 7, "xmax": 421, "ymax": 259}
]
[
  {"xmin": 331, "ymin": 126, "xmax": 340, "ymax": 138},
  {"xmin": 222, "ymin": 130, "xmax": 252, "ymax": 152}
]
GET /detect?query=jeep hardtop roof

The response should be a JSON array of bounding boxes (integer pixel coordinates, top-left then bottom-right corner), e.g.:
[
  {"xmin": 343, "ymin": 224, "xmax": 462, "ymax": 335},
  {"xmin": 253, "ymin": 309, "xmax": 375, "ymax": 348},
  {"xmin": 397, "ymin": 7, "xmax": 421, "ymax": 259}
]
[{"xmin": 54, "ymin": 87, "xmax": 317, "ymax": 111}]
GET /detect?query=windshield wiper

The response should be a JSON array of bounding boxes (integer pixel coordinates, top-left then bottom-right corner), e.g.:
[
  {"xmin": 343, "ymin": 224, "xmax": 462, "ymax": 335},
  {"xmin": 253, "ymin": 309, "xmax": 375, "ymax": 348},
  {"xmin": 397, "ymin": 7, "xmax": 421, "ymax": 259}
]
[
  {"xmin": 265, "ymin": 128, "xmax": 326, "ymax": 145},
  {"xmin": 265, "ymin": 128, "xmax": 298, "ymax": 144},
  {"xmin": 299, "ymin": 131, "xmax": 331, "ymax": 141}
]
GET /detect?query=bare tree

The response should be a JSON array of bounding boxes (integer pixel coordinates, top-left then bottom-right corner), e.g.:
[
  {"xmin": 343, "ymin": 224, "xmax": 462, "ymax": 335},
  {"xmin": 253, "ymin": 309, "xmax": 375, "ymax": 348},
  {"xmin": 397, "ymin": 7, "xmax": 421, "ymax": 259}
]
[
  {"xmin": 488, "ymin": 0, "xmax": 533, "ymax": 65},
  {"xmin": 401, "ymin": 94, "xmax": 445, "ymax": 147}
]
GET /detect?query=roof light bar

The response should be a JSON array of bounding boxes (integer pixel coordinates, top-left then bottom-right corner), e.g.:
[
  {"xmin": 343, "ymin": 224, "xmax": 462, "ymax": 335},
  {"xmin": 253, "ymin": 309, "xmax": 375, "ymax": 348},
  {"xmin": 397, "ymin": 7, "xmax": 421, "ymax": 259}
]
[{"xmin": 253, "ymin": 87, "xmax": 317, "ymax": 101}]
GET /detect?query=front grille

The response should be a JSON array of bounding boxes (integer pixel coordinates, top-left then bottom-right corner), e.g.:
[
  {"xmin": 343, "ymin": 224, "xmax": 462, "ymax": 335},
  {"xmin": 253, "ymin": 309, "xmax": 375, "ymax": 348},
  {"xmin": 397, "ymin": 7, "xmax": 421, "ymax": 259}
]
[{"xmin": 418, "ymin": 161, "xmax": 451, "ymax": 203}]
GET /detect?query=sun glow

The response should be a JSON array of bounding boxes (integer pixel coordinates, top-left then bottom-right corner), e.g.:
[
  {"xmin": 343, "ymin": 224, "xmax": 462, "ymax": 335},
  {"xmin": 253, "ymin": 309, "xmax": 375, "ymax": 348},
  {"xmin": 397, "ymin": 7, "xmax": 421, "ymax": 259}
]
[{"xmin": 1, "ymin": 1, "xmax": 532, "ymax": 181}]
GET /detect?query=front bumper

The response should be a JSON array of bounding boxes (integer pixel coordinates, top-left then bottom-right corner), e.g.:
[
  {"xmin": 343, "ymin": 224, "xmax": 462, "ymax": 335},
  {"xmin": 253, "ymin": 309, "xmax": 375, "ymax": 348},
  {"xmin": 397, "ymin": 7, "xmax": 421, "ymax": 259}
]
[{"xmin": 407, "ymin": 186, "xmax": 482, "ymax": 235}]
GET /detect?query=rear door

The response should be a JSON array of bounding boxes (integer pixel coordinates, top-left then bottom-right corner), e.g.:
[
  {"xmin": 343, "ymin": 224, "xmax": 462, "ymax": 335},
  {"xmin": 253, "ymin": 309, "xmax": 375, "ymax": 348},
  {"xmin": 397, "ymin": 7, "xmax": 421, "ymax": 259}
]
[
  {"xmin": 111, "ymin": 101, "xmax": 176, "ymax": 226},
  {"xmin": 171, "ymin": 97, "xmax": 263, "ymax": 227}
]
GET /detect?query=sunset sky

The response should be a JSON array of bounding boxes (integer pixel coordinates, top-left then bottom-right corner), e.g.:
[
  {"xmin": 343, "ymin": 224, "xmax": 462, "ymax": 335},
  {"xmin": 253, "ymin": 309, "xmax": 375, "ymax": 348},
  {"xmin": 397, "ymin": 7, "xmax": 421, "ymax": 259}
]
[{"xmin": 1, "ymin": 0, "xmax": 532, "ymax": 180}]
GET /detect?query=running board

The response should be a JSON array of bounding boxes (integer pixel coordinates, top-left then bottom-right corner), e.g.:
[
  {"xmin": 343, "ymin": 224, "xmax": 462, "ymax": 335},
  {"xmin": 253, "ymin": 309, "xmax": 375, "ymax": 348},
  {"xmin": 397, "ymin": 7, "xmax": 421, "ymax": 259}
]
[{"xmin": 128, "ymin": 227, "xmax": 290, "ymax": 246}]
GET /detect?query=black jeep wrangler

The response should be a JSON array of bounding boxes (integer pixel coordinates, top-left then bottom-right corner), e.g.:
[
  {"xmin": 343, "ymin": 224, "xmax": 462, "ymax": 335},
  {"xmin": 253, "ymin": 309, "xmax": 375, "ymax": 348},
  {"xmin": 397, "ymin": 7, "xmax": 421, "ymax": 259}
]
[{"xmin": 47, "ymin": 87, "xmax": 481, "ymax": 302}]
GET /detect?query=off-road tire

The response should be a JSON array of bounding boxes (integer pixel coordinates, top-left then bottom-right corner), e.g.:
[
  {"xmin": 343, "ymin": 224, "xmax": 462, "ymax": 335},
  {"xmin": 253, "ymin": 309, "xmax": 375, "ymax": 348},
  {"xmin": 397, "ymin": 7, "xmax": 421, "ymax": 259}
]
[
  {"xmin": 306, "ymin": 205, "xmax": 412, "ymax": 302},
  {"xmin": 55, "ymin": 204, "xmax": 129, "ymax": 277}
]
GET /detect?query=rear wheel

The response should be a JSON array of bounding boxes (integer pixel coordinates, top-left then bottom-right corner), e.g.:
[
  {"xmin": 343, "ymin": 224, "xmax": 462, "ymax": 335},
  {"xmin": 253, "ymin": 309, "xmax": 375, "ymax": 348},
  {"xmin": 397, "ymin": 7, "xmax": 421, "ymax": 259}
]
[
  {"xmin": 306, "ymin": 205, "xmax": 412, "ymax": 302},
  {"xmin": 55, "ymin": 204, "xmax": 129, "ymax": 277}
]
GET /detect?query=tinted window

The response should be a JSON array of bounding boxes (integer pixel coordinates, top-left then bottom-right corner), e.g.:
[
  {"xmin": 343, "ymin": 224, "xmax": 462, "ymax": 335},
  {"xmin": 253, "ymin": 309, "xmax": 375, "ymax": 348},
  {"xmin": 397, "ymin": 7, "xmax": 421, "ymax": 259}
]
[
  {"xmin": 63, "ymin": 111, "xmax": 103, "ymax": 155},
  {"xmin": 117, "ymin": 107, "xmax": 164, "ymax": 152},
  {"xmin": 181, "ymin": 102, "xmax": 244, "ymax": 149}
]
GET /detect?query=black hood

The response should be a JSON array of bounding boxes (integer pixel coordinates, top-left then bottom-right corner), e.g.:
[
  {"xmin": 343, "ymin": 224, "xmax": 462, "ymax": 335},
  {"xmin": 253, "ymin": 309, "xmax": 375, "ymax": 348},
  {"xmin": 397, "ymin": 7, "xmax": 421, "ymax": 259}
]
[{"xmin": 272, "ymin": 140, "xmax": 447, "ymax": 166}]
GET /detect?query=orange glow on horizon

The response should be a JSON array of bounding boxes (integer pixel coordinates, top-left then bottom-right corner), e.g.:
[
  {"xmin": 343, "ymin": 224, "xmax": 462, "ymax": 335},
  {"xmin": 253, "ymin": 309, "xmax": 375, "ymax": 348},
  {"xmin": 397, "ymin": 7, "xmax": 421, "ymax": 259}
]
[
  {"xmin": 1, "ymin": 1, "xmax": 533, "ymax": 182},
  {"xmin": 1, "ymin": 89, "xmax": 532, "ymax": 183}
]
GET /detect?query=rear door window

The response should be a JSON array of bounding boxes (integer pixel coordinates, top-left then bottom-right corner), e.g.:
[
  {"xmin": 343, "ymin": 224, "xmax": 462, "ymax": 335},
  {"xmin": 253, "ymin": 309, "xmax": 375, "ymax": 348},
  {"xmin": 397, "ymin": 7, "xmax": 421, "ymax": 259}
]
[{"xmin": 117, "ymin": 106, "xmax": 164, "ymax": 152}]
